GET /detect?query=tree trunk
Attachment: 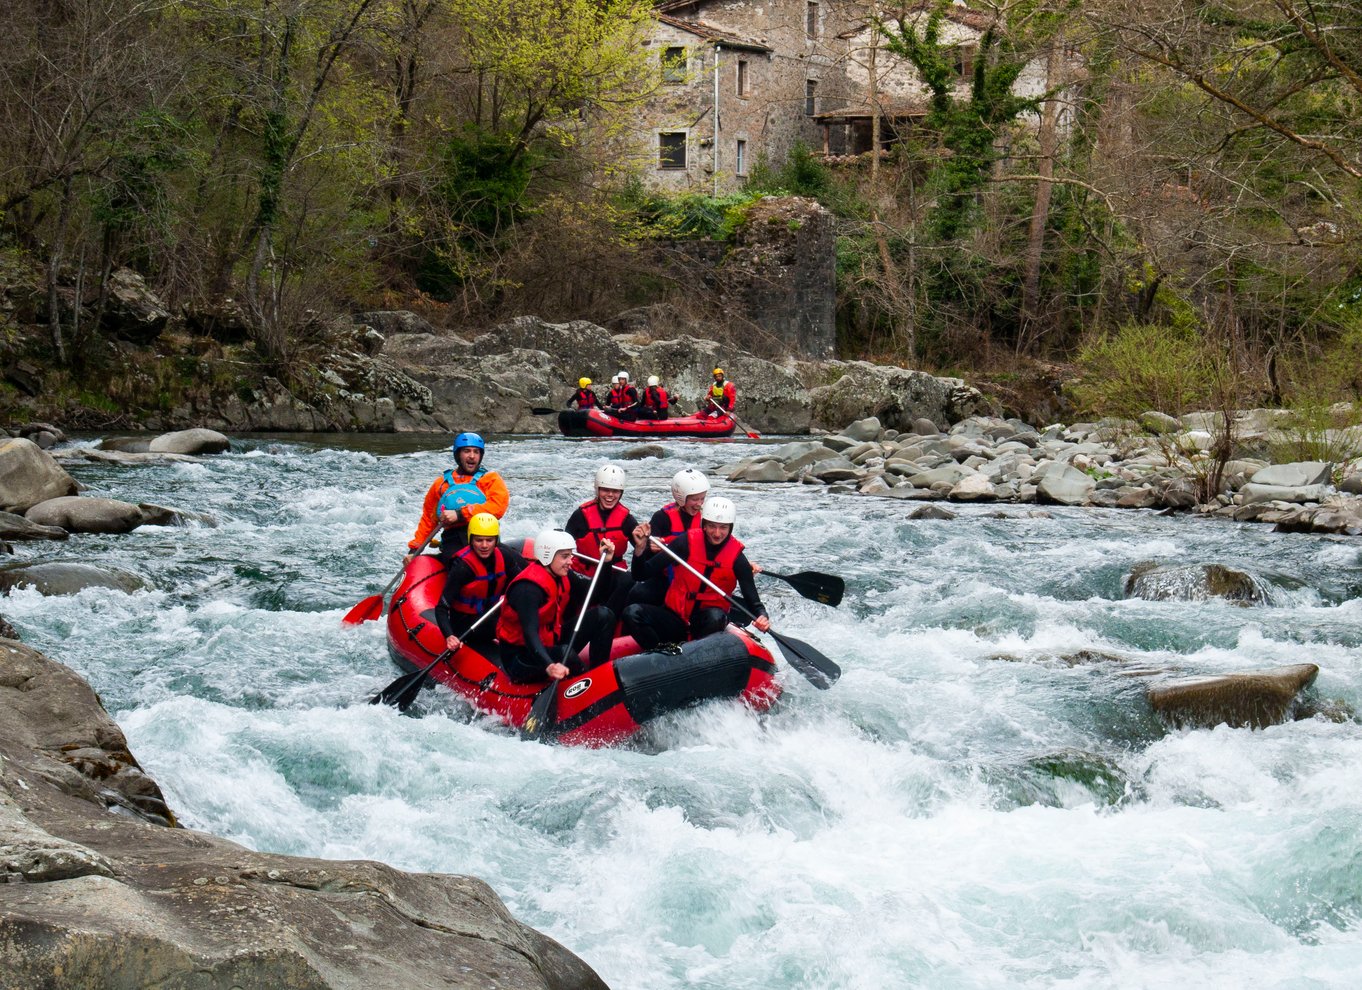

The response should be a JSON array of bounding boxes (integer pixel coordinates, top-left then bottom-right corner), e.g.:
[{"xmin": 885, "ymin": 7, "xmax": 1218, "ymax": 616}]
[
  {"xmin": 46, "ymin": 176, "xmax": 74, "ymax": 366},
  {"xmin": 1020, "ymin": 43, "xmax": 1061, "ymax": 351}
]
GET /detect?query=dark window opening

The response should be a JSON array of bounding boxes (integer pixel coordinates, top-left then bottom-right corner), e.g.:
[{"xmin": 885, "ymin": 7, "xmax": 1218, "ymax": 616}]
[
  {"xmin": 662, "ymin": 46, "xmax": 687, "ymax": 84},
  {"xmin": 659, "ymin": 132, "xmax": 687, "ymax": 169}
]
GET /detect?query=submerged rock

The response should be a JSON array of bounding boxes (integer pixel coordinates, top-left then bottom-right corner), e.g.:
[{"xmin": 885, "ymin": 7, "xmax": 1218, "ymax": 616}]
[
  {"xmin": 1146, "ymin": 663, "xmax": 1320, "ymax": 729},
  {"xmin": 0, "ymin": 561, "xmax": 149, "ymax": 596},
  {"xmin": 1123, "ymin": 562, "xmax": 1269, "ymax": 605}
]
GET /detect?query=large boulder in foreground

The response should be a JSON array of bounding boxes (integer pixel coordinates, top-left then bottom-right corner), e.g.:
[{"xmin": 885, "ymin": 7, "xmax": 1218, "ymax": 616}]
[
  {"xmin": 1147, "ymin": 664, "xmax": 1319, "ymax": 729},
  {"xmin": 0, "ymin": 438, "xmax": 79, "ymax": 512},
  {"xmin": 0, "ymin": 642, "xmax": 607, "ymax": 990}
]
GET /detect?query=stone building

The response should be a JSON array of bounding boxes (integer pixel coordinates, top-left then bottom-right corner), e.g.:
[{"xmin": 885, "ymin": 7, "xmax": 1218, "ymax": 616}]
[{"xmin": 637, "ymin": 0, "xmax": 1076, "ymax": 191}]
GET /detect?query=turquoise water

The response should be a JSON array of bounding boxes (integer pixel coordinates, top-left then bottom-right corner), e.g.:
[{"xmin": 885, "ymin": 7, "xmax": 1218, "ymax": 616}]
[{"xmin": 7, "ymin": 433, "xmax": 1361, "ymax": 989}]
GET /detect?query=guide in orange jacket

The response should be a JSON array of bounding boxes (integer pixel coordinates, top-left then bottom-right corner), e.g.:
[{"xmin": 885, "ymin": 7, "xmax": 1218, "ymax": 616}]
[{"xmin": 406, "ymin": 432, "xmax": 510, "ymax": 562}]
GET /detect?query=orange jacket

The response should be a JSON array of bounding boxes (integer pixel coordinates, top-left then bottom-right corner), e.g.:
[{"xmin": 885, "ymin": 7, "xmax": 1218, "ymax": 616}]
[{"xmin": 408, "ymin": 469, "xmax": 509, "ymax": 550}]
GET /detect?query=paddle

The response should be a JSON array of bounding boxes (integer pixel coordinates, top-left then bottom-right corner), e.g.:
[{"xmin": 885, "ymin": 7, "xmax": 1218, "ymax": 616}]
[
  {"xmin": 521, "ymin": 546, "xmax": 610, "ymax": 742},
  {"xmin": 648, "ymin": 537, "xmax": 840, "ymax": 689},
  {"xmin": 342, "ymin": 528, "xmax": 438, "ymax": 625},
  {"xmin": 370, "ymin": 599, "xmax": 505, "ymax": 710},
  {"xmin": 710, "ymin": 397, "xmax": 759, "ymax": 439},
  {"xmin": 530, "ymin": 406, "xmax": 556, "ymax": 415},
  {"xmin": 761, "ymin": 570, "xmax": 844, "ymax": 607}
]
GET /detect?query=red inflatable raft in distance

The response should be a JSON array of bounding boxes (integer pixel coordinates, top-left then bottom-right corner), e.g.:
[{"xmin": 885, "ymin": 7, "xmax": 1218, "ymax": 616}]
[
  {"xmin": 558, "ymin": 408, "xmax": 736, "ymax": 439},
  {"xmin": 385, "ymin": 554, "xmax": 781, "ymax": 746}
]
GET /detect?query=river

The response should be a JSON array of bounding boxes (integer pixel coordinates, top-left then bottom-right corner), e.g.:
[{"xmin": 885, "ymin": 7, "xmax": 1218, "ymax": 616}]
[{"xmin": 7, "ymin": 433, "xmax": 1361, "ymax": 989}]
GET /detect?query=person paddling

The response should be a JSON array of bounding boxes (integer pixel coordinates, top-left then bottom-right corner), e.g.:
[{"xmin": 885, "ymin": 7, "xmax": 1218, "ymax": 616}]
[
  {"xmin": 407, "ymin": 432, "xmax": 510, "ymax": 563},
  {"xmin": 436, "ymin": 512, "xmax": 525, "ymax": 653},
  {"xmin": 699, "ymin": 367, "xmax": 736, "ymax": 417},
  {"xmin": 638, "ymin": 375, "xmax": 669, "ymax": 420},
  {"xmin": 623, "ymin": 496, "xmax": 769, "ymax": 649},
  {"xmin": 495, "ymin": 529, "xmax": 618, "ymax": 683},
  {"xmin": 566, "ymin": 377, "xmax": 599, "ymax": 409},
  {"xmin": 627, "ymin": 468, "xmax": 709, "ymax": 607}
]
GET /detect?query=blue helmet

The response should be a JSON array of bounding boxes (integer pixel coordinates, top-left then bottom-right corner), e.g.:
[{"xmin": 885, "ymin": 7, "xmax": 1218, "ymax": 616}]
[{"xmin": 452, "ymin": 432, "xmax": 485, "ymax": 454}]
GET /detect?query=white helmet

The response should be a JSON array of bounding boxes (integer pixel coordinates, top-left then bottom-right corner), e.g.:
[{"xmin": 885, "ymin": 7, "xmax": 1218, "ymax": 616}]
[
  {"xmin": 617, "ymin": 370, "xmax": 629, "ymax": 380},
  {"xmin": 701, "ymin": 496, "xmax": 736, "ymax": 526},
  {"xmin": 611, "ymin": 373, "xmax": 621, "ymax": 383},
  {"xmin": 534, "ymin": 529, "xmax": 577, "ymax": 566},
  {"xmin": 595, "ymin": 464, "xmax": 627, "ymax": 491},
  {"xmin": 647, "ymin": 375, "xmax": 660, "ymax": 387},
  {"xmin": 671, "ymin": 468, "xmax": 710, "ymax": 501}
]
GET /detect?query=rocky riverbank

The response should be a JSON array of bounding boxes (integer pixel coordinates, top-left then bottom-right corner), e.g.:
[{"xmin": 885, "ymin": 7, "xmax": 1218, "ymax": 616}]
[
  {"xmin": 723, "ymin": 411, "xmax": 1362, "ymax": 536},
  {"xmin": 0, "ymin": 638, "xmax": 607, "ymax": 990}
]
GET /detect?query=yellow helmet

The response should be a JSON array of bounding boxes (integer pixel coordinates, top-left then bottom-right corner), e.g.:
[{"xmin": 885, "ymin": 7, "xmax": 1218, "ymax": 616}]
[
  {"xmin": 578, "ymin": 377, "xmax": 592, "ymax": 388},
  {"xmin": 467, "ymin": 512, "xmax": 500, "ymax": 538},
  {"xmin": 713, "ymin": 367, "xmax": 725, "ymax": 377}
]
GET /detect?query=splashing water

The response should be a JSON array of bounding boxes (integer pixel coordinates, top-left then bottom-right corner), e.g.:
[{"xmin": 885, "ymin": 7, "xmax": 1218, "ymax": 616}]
[{"xmin": 8, "ymin": 433, "xmax": 1361, "ymax": 989}]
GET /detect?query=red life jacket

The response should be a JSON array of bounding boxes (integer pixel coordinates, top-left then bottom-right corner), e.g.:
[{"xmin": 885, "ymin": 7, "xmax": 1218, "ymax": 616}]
[
  {"xmin": 642, "ymin": 386, "xmax": 668, "ymax": 411},
  {"xmin": 572, "ymin": 388, "xmax": 598, "ymax": 408},
  {"xmin": 496, "ymin": 562, "xmax": 570, "ymax": 648},
  {"xmin": 572, "ymin": 499, "xmax": 631, "ymax": 573},
  {"xmin": 448, "ymin": 545, "xmax": 507, "ymax": 616},
  {"xmin": 659, "ymin": 501, "xmax": 703, "ymax": 542},
  {"xmin": 664, "ymin": 535, "xmax": 744, "ymax": 623}
]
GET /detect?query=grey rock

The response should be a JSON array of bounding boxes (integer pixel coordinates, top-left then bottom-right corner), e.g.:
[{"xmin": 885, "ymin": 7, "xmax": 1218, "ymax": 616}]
[
  {"xmin": 619, "ymin": 444, "xmax": 667, "ymax": 461},
  {"xmin": 147, "ymin": 428, "xmax": 231, "ymax": 455},
  {"xmin": 1116, "ymin": 488, "xmax": 1159, "ymax": 509},
  {"xmin": 26, "ymin": 497, "xmax": 145, "ymax": 534},
  {"xmin": 908, "ymin": 504, "xmax": 957, "ymax": 519},
  {"xmin": 840, "ymin": 416, "xmax": 883, "ymax": 442},
  {"xmin": 1140, "ymin": 411, "xmax": 1180, "ymax": 434},
  {"xmin": 1250, "ymin": 462, "xmax": 1332, "ymax": 487},
  {"xmin": 1239, "ymin": 482, "xmax": 1331, "ymax": 506},
  {"xmin": 0, "ymin": 561, "xmax": 149, "ymax": 595},
  {"xmin": 0, "ymin": 439, "xmax": 78, "ymax": 513},
  {"xmin": 907, "ymin": 464, "xmax": 973, "ymax": 488},
  {"xmin": 911, "ymin": 418, "xmax": 940, "ymax": 436},
  {"xmin": 732, "ymin": 460, "xmax": 790, "ymax": 483},
  {"xmin": 1036, "ymin": 463, "xmax": 1095, "ymax": 506},
  {"xmin": 949, "ymin": 474, "xmax": 998, "ymax": 502},
  {"xmin": 0, "ymin": 510, "xmax": 67, "ymax": 541},
  {"xmin": 0, "ymin": 641, "xmax": 605, "ymax": 990}
]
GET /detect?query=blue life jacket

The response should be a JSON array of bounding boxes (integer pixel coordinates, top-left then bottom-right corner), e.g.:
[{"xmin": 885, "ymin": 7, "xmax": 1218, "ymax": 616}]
[{"xmin": 437, "ymin": 467, "xmax": 488, "ymax": 516}]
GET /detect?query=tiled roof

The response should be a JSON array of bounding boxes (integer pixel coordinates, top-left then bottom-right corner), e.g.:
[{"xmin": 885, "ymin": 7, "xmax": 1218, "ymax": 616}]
[{"xmin": 656, "ymin": 13, "xmax": 773, "ymax": 52}]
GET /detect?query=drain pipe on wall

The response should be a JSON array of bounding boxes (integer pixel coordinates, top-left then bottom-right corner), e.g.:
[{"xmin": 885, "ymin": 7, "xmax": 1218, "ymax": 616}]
[{"xmin": 713, "ymin": 43, "xmax": 721, "ymax": 196}]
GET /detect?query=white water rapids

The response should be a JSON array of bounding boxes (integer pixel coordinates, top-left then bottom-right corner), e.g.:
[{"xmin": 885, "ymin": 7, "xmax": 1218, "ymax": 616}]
[{"xmin": 6, "ymin": 433, "xmax": 1361, "ymax": 989}]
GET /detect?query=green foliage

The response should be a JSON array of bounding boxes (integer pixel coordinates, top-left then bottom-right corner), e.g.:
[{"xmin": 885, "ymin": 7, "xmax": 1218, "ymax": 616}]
[
  {"xmin": 619, "ymin": 186, "xmax": 767, "ymax": 241},
  {"xmin": 437, "ymin": 126, "xmax": 540, "ymax": 237},
  {"xmin": 1072, "ymin": 321, "xmax": 1220, "ymax": 421}
]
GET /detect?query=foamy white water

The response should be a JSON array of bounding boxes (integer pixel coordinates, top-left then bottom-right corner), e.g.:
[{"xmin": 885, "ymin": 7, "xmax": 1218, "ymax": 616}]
[{"xmin": 8, "ymin": 433, "xmax": 1361, "ymax": 989}]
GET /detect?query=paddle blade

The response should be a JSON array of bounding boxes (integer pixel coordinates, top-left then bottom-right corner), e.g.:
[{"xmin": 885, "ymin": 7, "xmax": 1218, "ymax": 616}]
[
  {"xmin": 530, "ymin": 407, "xmax": 556, "ymax": 415},
  {"xmin": 745, "ymin": 430, "xmax": 760, "ymax": 439},
  {"xmin": 342, "ymin": 595, "xmax": 383, "ymax": 625},
  {"xmin": 767, "ymin": 570, "xmax": 844, "ymax": 608},
  {"xmin": 370, "ymin": 668, "xmax": 420, "ymax": 707},
  {"xmin": 770, "ymin": 630, "xmax": 840, "ymax": 689},
  {"xmin": 521, "ymin": 683, "xmax": 559, "ymax": 742}
]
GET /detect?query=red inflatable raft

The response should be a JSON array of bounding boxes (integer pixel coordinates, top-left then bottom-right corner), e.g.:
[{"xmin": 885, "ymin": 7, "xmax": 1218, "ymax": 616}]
[
  {"xmin": 385, "ymin": 554, "xmax": 781, "ymax": 746},
  {"xmin": 559, "ymin": 408, "xmax": 736, "ymax": 439}
]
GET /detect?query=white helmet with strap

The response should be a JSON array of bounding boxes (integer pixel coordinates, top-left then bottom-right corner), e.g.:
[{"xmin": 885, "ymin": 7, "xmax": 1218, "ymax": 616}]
[
  {"xmin": 701, "ymin": 496, "xmax": 736, "ymax": 525},
  {"xmin": 670, "ymin": 468, "xmax": 710, "ymax": 501},
  {"xmin": 594, "ymin": 464, "xmax": 627, "ymax": 491},
  {"xmin": 533, "ymin": 529, "xmax": 577, "ymax": 566}
]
